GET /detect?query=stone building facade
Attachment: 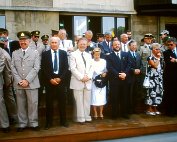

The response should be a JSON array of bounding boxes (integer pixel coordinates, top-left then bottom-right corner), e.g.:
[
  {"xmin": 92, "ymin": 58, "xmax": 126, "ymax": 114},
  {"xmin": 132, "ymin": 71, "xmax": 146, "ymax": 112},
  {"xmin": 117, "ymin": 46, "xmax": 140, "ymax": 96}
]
[{"xmin": 0, "ymin": 0, "xmax": 177, "ymax": 44}]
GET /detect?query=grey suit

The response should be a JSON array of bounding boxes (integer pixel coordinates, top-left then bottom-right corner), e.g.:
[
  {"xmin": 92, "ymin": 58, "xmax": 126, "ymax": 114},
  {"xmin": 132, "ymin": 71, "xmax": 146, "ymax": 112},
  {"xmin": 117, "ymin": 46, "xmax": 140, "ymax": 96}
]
[
  {"xmin": 11, "ymin": 47, "xmax": 40, "ymax": 128},
  {"xmin": 0, "ymin": 48, "xmax": 9, "ymax": 128},
  {"xmin": 2, "ymin": 49, "xmax": 17, "ymax": 122}
]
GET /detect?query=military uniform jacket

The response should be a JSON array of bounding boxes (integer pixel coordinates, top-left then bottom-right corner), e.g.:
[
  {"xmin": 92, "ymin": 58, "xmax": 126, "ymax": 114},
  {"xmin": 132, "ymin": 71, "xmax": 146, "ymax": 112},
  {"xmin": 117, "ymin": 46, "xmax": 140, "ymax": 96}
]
[
  {"xmin": 0, "ymin": 48, "xmax": 5, "ymax": 89},
  {"xmin": 2, "ymin": 48, "xmax": 13, "ymax": 86},
  {"xmin": 138, "ymin": 44, "xmax": 151, "ymax": 73},
  {"xmin": 29, "ymin": 41, "xmax": 44, "ymax": 59},
  {"xmin": 11, "ymin": 47, "xmax": 40, "ymax": 89}
]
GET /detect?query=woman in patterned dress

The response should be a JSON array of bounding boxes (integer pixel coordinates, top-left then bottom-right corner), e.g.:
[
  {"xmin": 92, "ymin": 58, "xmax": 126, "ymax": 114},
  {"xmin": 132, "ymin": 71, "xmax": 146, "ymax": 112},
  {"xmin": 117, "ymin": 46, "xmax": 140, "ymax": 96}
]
[{"xmin": 145, "ymin": 43, "xmax": 164, "ymax": 115}]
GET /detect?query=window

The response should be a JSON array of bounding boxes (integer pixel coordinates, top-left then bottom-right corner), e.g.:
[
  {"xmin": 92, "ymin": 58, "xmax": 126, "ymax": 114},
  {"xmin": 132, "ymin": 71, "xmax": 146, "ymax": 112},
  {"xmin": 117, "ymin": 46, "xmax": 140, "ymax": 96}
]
[
  {"xmin": 102, "ymin": 17, "xmax": 127, "ymax": 37},
  {"xmin": 74, "ymin": 16, "xmax": 87, "ymax": 36},
  {"xmin": 117, "ymin": 18, "xmax": 126, "ymax": 37},
  {"xmin": 0, "ymin": 16, "xmax": 5, "ymax": 28},
  {"xmin": 102, "ymin": 17, "xmax": 114, "ymax": 34}
]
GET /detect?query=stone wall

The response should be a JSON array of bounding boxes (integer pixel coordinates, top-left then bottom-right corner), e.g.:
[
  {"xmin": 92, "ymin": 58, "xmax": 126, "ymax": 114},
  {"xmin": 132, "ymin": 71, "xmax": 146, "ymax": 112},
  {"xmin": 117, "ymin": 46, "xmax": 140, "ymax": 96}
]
[
  {"xmin": 6, "ymin": 11, "xmax": 59, "ymax": 40},
  {"xmin": 131, "ymin": 15, "xmax": 158, "ymax": 45},
  {"xmin": 53, "ymin": 0, "xmax": 136, "ymax": 14},
  {"xmin": 12, "ymin": 0, "xmax": 52, "ymax": 7}
]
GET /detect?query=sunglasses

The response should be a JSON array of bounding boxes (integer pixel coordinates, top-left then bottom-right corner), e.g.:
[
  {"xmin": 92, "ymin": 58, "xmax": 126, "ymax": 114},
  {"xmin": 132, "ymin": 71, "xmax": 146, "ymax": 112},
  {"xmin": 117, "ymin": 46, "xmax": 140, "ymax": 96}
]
[
  {"xmin": 168, "ymin": 44, "xmax": 173, "ymax": 46},
  {"xmin": 34, "ymin": 36, "xmax": 39, "ymax": 38},
  {"xmin": 154, "ymin": 49, "xmax": 160, "ymax": 50}
]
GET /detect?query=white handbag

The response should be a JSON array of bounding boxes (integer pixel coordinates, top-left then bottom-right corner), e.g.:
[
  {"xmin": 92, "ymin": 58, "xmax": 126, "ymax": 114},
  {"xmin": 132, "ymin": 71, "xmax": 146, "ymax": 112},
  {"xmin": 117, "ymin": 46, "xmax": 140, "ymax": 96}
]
[
  {"xmin": 143, "ymin": 75, "xmax": 150, "ymax": 88},
  {"xmin": 143, "ymin": 63, "xmax": 152, "ymax": 89}
]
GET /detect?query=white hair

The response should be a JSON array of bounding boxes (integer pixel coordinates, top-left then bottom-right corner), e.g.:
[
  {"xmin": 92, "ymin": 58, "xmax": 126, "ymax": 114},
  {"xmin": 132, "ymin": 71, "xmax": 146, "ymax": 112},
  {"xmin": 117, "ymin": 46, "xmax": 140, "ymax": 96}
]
[{"xmin": 49, "ymin": 37, "xmax": 60, "ymax": 44}]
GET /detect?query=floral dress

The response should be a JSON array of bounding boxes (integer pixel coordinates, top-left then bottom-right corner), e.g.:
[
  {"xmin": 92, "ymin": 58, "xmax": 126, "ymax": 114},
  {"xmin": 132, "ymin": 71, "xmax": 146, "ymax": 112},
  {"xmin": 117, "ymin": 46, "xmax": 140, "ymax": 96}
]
[{"xmin": 145, "ymin": 56, "xmax": 163, "ymax": 106}]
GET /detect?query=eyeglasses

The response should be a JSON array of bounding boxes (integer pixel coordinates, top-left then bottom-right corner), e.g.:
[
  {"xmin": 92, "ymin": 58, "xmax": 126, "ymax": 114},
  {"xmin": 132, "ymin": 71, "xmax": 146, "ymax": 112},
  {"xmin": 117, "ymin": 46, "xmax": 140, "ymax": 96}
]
[
  {"xmin": 34, "ymin": 36, "xmax": 39, "ymax": 38},
  {"xmin": 168, "ymin": 44, "xmax": 173, "ymax": 46},
  {"xmin": 154, "ymin": 49, "xmax": 160, "ymax": 50}
]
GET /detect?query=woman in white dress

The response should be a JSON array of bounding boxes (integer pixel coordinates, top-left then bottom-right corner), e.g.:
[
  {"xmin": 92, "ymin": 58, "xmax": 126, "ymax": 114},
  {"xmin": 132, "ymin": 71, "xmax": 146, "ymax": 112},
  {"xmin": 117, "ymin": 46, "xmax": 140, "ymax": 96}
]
[{"xmin": 91, "ymin": 48, "xmax": 107, "ymax": 119}]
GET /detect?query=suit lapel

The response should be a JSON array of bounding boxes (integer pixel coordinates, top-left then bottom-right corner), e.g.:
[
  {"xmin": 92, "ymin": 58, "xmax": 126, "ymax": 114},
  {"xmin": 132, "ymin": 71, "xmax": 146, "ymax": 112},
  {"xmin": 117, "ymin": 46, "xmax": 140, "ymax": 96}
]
[
  {"xmin": 58, "ymin": 50, "xmax": 61, "ymax": 72},
  {"xmin": 48, "ymin": 50, "xmax": 53, "ymax": 71}
]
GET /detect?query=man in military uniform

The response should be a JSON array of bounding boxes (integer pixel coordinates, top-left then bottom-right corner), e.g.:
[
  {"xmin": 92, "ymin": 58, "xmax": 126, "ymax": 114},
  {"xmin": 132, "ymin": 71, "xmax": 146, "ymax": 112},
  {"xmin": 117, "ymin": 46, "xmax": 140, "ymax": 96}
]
[
  {"xmin": 139, "ymin": 33, "xmax": 153, "ymax": 74},
  {"xmin": 160, "ymin": 30, "xmax": 170, "ymax": 52},
  {"xmin": 51, "ymin": 29, "xmax": 58, "ymax": 37},
  {"xmin": 41, "ymin": 34, "xmax": 50, "ymax": 51},
  {"xmin": 29, "ymin": 30, "xmax": 43, "ymax": 59},
  {"xmin": 38, "ymin": 35, "xmax": 50, "ymax": 108},
  {"xmin": 11, "ymin": 31, "xmax": 40, "ymax": 132}
]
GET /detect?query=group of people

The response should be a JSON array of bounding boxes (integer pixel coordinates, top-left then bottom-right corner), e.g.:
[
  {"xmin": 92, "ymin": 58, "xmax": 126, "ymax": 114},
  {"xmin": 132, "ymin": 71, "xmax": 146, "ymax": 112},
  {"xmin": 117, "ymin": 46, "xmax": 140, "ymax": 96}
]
[{"xmin": 0, "ymin": 27, "xmax": 177, "ymax": 134}]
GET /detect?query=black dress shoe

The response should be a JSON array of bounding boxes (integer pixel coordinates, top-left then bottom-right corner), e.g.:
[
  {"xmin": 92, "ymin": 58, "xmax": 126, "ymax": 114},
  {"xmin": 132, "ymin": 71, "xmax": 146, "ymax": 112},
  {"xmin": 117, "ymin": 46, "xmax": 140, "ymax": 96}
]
[
  {"xmin": 2, "ymin": 127, "xmax": 10, "ymax": 133},
  {"xmin": 44, "ymin": 124, "xmax": 52, "ymax": 130},
  {"xmin": 16, "ymin": 127, "xmax": 25, "ymax": 132},
  {"xmin": 31, "ymin": 126, "xmax": 40, "ymax": 131},
  {"xmin": 122, "ymin": 115, "xmax": 130, "ymax": 119},
  {"xmin": 79, "ymin": 122, "xmax": 85, "ymax": 125},
  {"xmin": 61, "ymin": 122, "xmax": 69, "ymax": 128}
]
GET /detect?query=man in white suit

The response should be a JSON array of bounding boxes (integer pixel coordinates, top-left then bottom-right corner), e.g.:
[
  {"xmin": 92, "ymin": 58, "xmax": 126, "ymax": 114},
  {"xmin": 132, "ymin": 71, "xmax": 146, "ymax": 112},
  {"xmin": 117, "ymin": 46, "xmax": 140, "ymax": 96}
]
[
  {"xmin": 58, "ymin": 29, "xmax": 74, "ymax": 52},
  {"xmin": 70, "ymin": 38, "xmax": 93, "ymax": 124},
  {"xmin": 58, "ymin": 29, "xmax": 74, "ymax": 104}
]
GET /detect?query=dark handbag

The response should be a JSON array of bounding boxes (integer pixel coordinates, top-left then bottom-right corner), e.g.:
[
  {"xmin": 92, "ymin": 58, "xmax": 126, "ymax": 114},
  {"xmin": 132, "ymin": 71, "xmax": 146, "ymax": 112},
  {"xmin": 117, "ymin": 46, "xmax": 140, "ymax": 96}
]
[{"xmin": 94, "ymin": 74, "xmax": 107, "ymax": 88}]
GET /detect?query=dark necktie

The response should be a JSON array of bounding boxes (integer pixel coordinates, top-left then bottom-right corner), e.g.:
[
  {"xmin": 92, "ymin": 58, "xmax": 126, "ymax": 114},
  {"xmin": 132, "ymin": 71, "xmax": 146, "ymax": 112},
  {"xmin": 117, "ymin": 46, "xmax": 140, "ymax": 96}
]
[
  {"xmin": 54, "ymin": 51, "xmax": 58, "ymax": 72},
  {"xmin": 35, "ymin": 42, "xmax": 37, "ymax": 47},
  {"xmin": 133, "ymin": 52, "xmax": 136, "ymax": 60},
  {"xmin": 124, "ymin": 44, "xmax": 126, "ymax": 52},
  {"xmin": 62, "ymin": 40, "xmax": 64, "ymax": 47},
  {"xmin": 23, "ymin": 51, "xmax": 25, "ymax": 56},
  {"xmin": 116, "ymin": 52, "xmax": 121, "ymax": 60},
  {"xmin": 81, "ymin": 53, "xmax": 86, "ymax": 67},
  {"xmin": 173, "ymin": 49, "xmax": 177, "ymax": 57}
]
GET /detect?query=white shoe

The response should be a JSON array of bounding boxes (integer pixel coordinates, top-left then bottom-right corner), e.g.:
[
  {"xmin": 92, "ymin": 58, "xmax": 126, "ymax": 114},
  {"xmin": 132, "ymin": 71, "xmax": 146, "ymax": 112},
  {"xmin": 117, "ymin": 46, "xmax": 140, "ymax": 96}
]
[
  {"xmin": 146, "ymin": 111, "xmax": 156, "ymax": 116},
  {"xmin": 155, "ymin": 111, "xmax": 161, "ymax": 115}
]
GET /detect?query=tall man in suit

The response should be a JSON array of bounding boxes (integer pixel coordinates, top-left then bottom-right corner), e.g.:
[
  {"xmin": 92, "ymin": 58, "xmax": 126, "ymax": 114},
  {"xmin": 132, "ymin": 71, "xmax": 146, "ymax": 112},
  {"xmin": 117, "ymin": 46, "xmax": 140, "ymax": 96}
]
[
  {"xmin": 84, "ymin": 30, "xmax": 97, "ymax": 53},
  {"xmin": 11, "ymin": 31, "xmax": 40, "ymax": 132},
  {"xmin": 120, "ymin": 33, "xmax": 129, "ymax": 52},
  {"xmin": 163, "ymin": 37, "xmax": 177, "ymax": 117},
  {"xmin": 98, "ymin": 32, "xmax": 112, "ymax": 58},
  {"xmin": 127, "ymin": 40, "xmax": 143, "ymax": 114},
  {"xmin": 70, "ymin": 38, "xmax": 93, "ymax": 124},
  {"xmin": 0, "ymin": 28, "xmax": 13, "ymax": 56},
  {"xmin": 106, "ymin": 40, "xmax": 129, "ymax": 119},
  {"xmin": 58, "ymin": 29, "xmax": 74, "ymax": 105},
  {"xmin": 41, "ymin": 37, "xmax": 69, "ymax": 129},
  {"xmin": 58, "ymin": 29, "xmax": 74, "ymax": 52}
]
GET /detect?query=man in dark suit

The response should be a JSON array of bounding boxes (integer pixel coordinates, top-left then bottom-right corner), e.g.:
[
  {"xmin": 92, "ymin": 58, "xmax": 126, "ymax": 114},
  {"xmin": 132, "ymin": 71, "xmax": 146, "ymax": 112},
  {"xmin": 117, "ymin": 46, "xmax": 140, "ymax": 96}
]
[
  {"xmin": 163, "ymin": 37, "xmax": 177, "ymax": 117},
  {"xmin": 127, "ymin": 40, "xmax": 143, "ymax": 114},
  {"xmin": 41, "ymin": 37, "xmax": 69, "ymax": 129},
  {"xmin": 106, "ymin": 40, "xmax": 129, "ymax": 119},
  {"xmin": 98, "ymin": 32, "xmax": 112, "ymax": 58},
  {"xmin": 0, "ymin": 28, "xmax": 15, "ymax": 57}
]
